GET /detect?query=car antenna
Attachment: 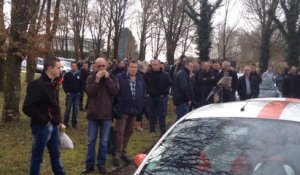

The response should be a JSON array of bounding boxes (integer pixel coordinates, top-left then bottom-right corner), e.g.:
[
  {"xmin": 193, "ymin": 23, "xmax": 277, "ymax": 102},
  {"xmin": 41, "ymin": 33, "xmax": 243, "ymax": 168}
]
[{"xmin": 240, "ymin": 101, "xmax": 249, "ymax": 112}]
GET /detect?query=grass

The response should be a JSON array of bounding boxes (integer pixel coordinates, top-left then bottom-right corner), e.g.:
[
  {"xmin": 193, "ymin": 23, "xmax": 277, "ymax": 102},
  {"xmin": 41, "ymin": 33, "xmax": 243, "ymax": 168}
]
[{"xmin": 0, "ymin": 73, "xmax": 177, "ymax": 175}]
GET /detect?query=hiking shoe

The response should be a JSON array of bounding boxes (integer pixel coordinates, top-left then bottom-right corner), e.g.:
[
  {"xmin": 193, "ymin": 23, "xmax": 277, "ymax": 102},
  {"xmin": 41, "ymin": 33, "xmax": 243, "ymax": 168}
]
[
  {"xmin": 112, "ymin": 158, "xmax": 120, "ymax": 167},
  {"xmin": 98, "ymin": 166, "xmax": 107, "ymax": 174},
  {"xmin": 121, "ymin": 155, "xmax": 132, "ymax": 164}
]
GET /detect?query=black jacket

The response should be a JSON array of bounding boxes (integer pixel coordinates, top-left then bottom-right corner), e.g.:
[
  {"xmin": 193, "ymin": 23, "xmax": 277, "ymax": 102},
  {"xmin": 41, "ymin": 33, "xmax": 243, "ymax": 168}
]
[
  {"xmin": 194, "ymin": 69, "xmax": 215, "ymax": 97},
  {"xmin": 63, "ymin": 71, "xmax": 82, "ymax": 93},
  {"xmin": 172, "ymin": 67, "xmax": 194, "ymax": 106},
  {"xmin": 23, "ymin": 73, "xmax": 62, "ymax": 126},
  {"xmin": 238, "ymin": 75, "xmax": 259, "ymax": 100},
  {"xmin": 80, "ymin": 68, "xmax": 91, "ymax": 91},
  {"xmin": 144, "ymin": 69, "xmax": 171, "ymax": 97},
  {"xmin": 282, "ymin": 74, "xmax": 300, "ymax": 98}
]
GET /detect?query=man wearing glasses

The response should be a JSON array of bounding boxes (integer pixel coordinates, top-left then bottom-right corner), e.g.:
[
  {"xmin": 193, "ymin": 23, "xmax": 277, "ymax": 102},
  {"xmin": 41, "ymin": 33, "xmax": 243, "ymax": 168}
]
[{"xmin": 82, "ymin": 58, "xmax": 119, "ymax": 174}]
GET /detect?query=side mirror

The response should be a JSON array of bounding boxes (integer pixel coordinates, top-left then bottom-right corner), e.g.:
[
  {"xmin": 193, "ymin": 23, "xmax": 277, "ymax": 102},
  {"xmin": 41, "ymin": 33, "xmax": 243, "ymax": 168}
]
[{"xmin": 134, "ymin": 154, "xmax": 147, "ymax": 167}]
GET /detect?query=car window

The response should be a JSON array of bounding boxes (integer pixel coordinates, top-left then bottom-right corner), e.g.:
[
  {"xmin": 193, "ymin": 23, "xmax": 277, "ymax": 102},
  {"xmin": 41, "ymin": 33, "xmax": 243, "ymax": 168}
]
[{"xmin": 140, "ymin": 118, "xmax": 300, "ymax": 175}]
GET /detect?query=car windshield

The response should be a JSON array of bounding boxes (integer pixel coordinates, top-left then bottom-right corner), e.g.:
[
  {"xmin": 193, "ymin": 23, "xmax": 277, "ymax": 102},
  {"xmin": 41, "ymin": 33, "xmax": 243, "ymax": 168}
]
[{"xmin": 140, "ymin": 118, "xmax": 300, "ymax": 175}]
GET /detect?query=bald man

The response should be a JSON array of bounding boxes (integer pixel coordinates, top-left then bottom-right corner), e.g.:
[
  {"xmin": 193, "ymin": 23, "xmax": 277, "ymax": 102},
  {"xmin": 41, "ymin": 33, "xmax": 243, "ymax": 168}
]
[
  {"xmin": 82, "ymin": 58, "xmax": 119, "ymax": 174},
  {"xmin": 237, "ymin": 66, "xmax": 257, "ymax": 100}
]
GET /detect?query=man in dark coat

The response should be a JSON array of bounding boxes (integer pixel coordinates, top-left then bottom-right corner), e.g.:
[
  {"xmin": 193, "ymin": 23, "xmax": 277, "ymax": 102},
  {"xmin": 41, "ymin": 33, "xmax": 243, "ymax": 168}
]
[
  {"xmin": 282, "ymin": 66, "xmax": 300, "ymax": 98},
  {"xmin": 194, "ymin": 61, "xmax": 215, "ymax": 107},
  {"xmin": 23, "ymin": 56, "xmax": 65, "ymax": 175},
  {"xmin": 238, "ymin": 66, "xmax": 259, "ymax": 100},
  {"xmin": 172, "ymin": 59, "xmax": 194, "ymax": 120},
  {"xmin": 144, "ymin": 59, "xmax": 171, "ymax": 136}
]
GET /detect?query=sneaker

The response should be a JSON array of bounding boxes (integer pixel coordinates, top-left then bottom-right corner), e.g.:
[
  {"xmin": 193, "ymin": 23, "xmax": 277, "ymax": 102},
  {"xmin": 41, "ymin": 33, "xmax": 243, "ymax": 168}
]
[
  {"xmin": 98, "ymin": 166, "xmax": 106, "ymax": 174},
  {"xmin": 112, "ymin": 158, "xmax": 120, "ymax": 167},
  {"xmin": 81, "ymin": 167, "xmax": 94, "ymax": 174},
  {"xmin": 121, "ymin": 155, "xmax": 132, "ymax": 164}
]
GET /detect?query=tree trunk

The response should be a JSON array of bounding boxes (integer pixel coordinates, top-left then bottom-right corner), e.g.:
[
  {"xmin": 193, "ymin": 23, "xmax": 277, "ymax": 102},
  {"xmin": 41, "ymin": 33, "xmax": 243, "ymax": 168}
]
[
  {"xmin": 2, "ymin": 54, "xmax": 22, "ymax": 121},
  {"xmin": 113, "ymin": 35, "xmax": 120, "ymax": 60},
  {"xmin": 259, "ymin": 28, "xmax": 272, "ymax": 72},
  {"xmin": 26, "ymin": 57, "xmax": 37, "ymax": 83},
  {"xmin": 166, "ymin": 40, "xmax": 176, "ymax": 65},
  {"xmin": 286, "ymin": 37, "xmax": 300, "ymax": 66},
  {"xmin": 2, "ymin": 0, "xmax": 31, "ymax": 121},
  {"xmin": 0, "ymin": 0, "xmax": 5, "ymax": 91},
  {"xmin": 0, "ymin": 58, "xmax": 5, "ymax": 91}
]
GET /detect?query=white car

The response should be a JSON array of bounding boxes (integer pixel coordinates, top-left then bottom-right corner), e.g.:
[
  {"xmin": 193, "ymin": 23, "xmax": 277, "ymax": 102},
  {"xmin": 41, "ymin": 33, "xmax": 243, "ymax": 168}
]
[
  {"xmin": 57, "ymin": 57, "xmax": 72, "ymax": 75},
  {"xmin": 134, "ymin": 98, "xmax": 300, "ymax": 175},
  {"xmin": 21, "ymin": 57, "xmax": 44, "ymax": 73}
]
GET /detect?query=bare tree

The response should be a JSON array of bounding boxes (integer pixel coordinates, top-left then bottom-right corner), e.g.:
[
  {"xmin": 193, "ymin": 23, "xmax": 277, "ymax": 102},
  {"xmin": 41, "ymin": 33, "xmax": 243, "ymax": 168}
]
[
  {"xmin": 87, "ymin": 0, "xmax": 106, "ymax": 58},
  {"xmin": 150, "ymin": 19, "xmax": 166, "ymax": 59},
  {"xmin": 137, "ymin": 0, "xmax": 156, "ymax": 60},
  {"xmin": 44, "ymin": 0, "xmax": 61, "ymax": 58},
  {"xmin": 25, "ymin": 0, "xmax": 47, "ymax": 83},
  {"xmin": 0, "ymin": 0, "xmax": 6, "ymax": 91},
  {"xmin": 103, "ymin": 0, "xmax": 129, "ymax": 60},
  {"xmin": 56, "ymin": 0, "xmax": 71, "ymax": 57},
  {"xmin": 158, "ymin": 0, "xmax": 186, "ymax": 65},
  {"xmin": 244, "ymin": 0, "xmax": 279, "ymax": 71},
  {"xmin": 218, "ymin": 0, "xmax": 241, "ymax": 60},
  {"xmin": 179, "ymin": 16, "xmax": 196, "ymax": 55},
  {"xmin": 69, "ymin": 0, "xmax": 89, "ymax": 60}
]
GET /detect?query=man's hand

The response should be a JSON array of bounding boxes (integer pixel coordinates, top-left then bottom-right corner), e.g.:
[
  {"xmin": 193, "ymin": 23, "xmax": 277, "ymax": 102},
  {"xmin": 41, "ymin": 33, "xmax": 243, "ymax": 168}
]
[
  {"xmin": 103, "ymin": 71, "xmax": 110, "ymax": 78},
  {"xmin": 95, "ymin": 71, "xmax": 104, "ymax": 83}
]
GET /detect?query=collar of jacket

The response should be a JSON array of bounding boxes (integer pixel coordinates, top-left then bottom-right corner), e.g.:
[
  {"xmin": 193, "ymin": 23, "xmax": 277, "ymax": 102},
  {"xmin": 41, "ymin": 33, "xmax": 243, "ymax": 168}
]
[{"xmin": 41, "ymin": 72, "xmax": 58, "ymax": 86}]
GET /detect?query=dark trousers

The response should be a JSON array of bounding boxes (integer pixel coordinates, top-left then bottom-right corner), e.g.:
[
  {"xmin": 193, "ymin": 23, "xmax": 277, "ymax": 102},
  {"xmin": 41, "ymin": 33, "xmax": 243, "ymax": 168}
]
[
  {"xmin": 148, "ymin": 96, "xmax": 167, "ymax": 135},
  {"xmin": 114, "ymin": 115, "xmax": 136, "ymax": 159}
]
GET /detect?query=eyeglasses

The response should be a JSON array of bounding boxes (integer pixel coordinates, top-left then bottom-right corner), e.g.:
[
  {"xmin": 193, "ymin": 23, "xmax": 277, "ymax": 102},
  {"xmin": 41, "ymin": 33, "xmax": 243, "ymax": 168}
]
[{"xmin": 97, "ymin": 65, "xmax": 106, "ymax": 68}]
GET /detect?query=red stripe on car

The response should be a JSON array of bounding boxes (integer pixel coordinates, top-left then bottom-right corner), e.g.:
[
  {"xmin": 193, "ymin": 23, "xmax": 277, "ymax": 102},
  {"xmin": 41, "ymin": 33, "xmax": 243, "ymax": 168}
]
[{"xmin": 257, "ymin": 101, "xmax": 290, "ymax": 119}]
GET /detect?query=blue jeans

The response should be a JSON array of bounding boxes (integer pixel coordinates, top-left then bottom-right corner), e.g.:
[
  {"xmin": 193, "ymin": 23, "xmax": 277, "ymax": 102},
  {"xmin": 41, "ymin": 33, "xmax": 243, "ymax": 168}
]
[
  {"xmin": 30, "ymin": 123, "xmax": 65, "ymax": 175},
  {"xmin": 63, "ymin": 93, "xmax": 80, "ymax": 127},
  {"xmin": 148, "ymin": 97, "xmax": 167, "ymax": 135},
  {"xmin": 86, "ymin": 119, "xmax": 111, "ymax": 168},
  {"xmin": 176, "ymin": 102, "xmax": 189, "ymax": 120}
]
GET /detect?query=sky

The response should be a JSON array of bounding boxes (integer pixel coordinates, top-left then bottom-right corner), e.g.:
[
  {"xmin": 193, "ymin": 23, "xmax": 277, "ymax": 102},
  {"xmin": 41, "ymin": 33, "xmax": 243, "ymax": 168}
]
[{"xmin": 3, "ymin": 0, "xmax": 245, "ymax": 62}]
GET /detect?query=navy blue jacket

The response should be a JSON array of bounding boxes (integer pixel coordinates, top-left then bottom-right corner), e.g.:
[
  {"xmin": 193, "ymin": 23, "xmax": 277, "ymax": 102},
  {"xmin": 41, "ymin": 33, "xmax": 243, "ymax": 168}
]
[
  {"xmin": 63, "ymin": 71, "xmax": 82, "ymax": 93},
  {"xmin": 117, "ymin": 72, "xmax": 146, "ymax": 116}
]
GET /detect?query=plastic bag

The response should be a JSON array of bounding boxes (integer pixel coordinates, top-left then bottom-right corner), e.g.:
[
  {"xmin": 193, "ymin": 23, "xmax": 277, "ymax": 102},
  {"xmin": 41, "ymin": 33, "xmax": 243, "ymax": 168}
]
[{"xmin": 60, "ymin": 132, "xmax": 74, "ymax": 149}]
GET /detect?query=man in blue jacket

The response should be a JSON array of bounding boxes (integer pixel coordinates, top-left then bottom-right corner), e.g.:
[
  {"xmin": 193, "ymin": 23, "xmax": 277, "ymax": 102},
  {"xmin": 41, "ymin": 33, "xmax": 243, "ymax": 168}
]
[
  {"xmin": 113, "ymin": 60, "xmax": 146, "ymax": 167},
  {"xmin": 62, "ymin": 61, "xmax": 82, "ymax": 128}
]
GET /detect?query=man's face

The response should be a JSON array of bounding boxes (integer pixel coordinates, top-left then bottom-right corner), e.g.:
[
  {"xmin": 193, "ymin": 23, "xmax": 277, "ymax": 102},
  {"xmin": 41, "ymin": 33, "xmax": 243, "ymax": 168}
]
[
  {"xmin": 71, "ymin": 63, "xmax": 78, "ymax": 72},
  {"xmin": 244, "ymin": 67, "xmax": 251, "ymax": 76},
  {"xmin": 251, "ymin": 65, "xmax": 257, "ymax": 73},
  {"xmin": 128, "ymin": 62, "xmax": 138, "ymax": 76},
  {"xmin": 94, "ymin": 60, "xmax": 107, "ymax": 72},
  {"xmin": 49, "ymin": 62, "xmax": 62, "ymax": 78},
  {"xmin": 82, "ymin": 63, "xmax": 88, "ymax": 70},
  {"xmin": 290, "ymin": 66, "xmax": 297, "ymax": 75},
  {"xmin": 185, "ymin": 62, "xmax": 193, "ymax": 73},
  {"xmin": 214, "ymin": 63, "xmax": 220, "ymax": 70},
  {"xmin": 151, "ymin": 60, "xmax": 160, "ymax": 71},
  {"xmin": 203, "ymin": 62, "xmax": 210, "ymax": 71}
]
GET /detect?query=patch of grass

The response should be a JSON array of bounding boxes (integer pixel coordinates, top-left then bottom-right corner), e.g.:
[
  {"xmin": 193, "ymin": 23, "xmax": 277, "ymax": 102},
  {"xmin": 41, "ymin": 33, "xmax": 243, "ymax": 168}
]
[{"xmin": 0, "ymin": 73, "xmax": 177, "ymax": 174}]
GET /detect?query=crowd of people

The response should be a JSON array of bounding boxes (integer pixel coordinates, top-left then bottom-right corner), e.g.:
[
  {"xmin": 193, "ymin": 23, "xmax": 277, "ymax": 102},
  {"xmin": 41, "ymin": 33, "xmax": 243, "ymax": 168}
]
[{"xmin": 22, "ymin": 55, "xmax": 300, "ymax": 174}]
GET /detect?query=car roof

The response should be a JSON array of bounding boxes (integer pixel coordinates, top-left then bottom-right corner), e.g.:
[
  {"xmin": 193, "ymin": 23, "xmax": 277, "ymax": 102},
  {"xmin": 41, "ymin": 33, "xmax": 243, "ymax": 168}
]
[{"xmin": 185, "ymin": 98, "xmax": 300, "ymax": 123}]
